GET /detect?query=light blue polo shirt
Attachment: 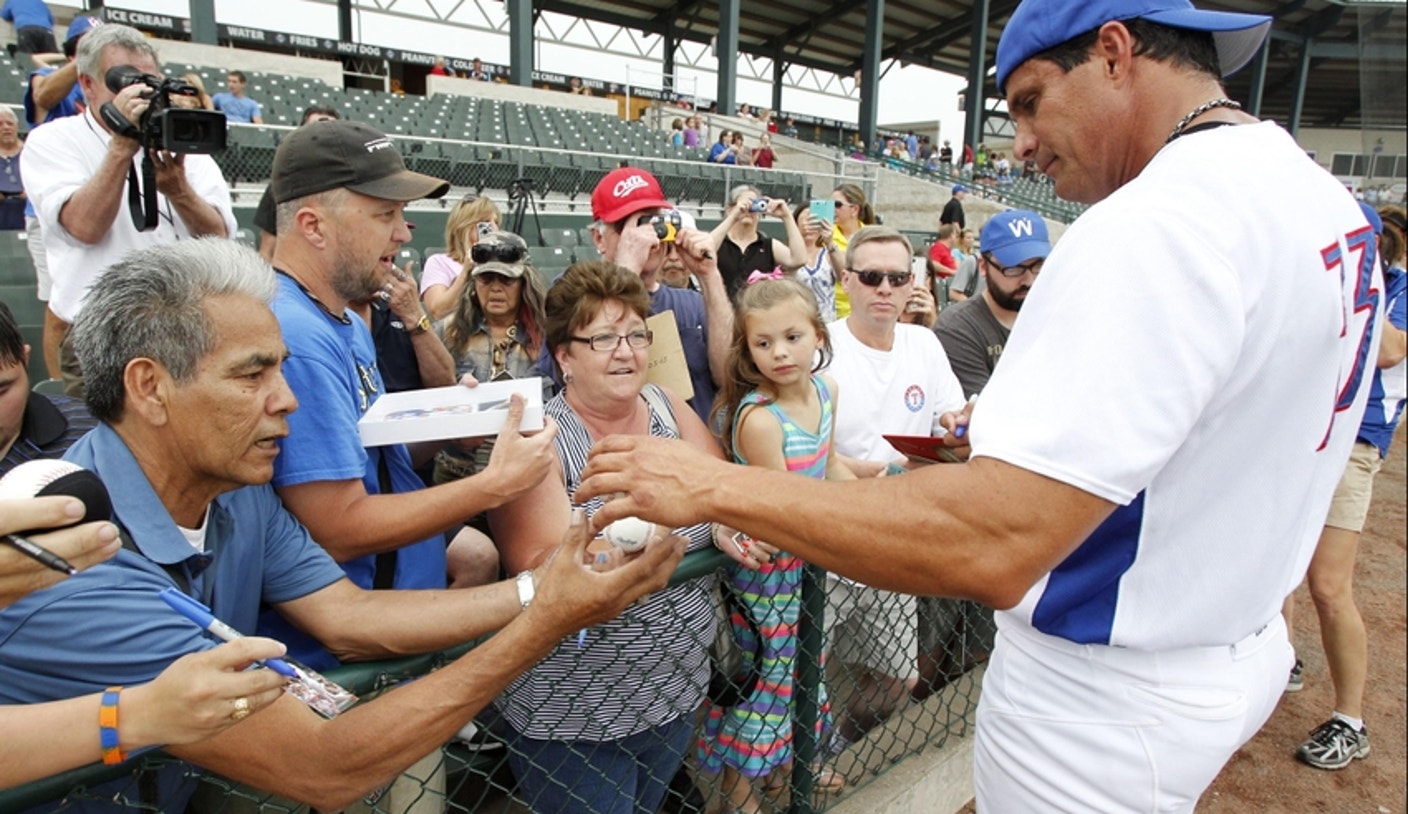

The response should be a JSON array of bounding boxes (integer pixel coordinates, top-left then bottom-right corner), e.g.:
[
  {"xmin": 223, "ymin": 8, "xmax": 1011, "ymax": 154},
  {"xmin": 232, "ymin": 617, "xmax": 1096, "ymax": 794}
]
[{"xmin": 0, "ymin": 423, "xmax": 345, "ymax": 812}]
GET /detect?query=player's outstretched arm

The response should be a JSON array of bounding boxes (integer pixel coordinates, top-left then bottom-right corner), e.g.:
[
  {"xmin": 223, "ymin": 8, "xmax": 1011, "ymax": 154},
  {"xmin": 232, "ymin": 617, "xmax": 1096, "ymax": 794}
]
[
  {"xmin": 578, "ymin": 435, "xmax": 1114, "ymax": 608},
  {"xmin": 171, "ymin": 510, "xmax": 683, "ymax": 811}
]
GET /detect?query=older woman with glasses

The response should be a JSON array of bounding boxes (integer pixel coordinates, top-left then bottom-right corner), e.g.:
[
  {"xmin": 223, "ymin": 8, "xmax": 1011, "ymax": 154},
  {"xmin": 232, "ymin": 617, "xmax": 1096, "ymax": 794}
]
[
  {"xmin": 420, "ymin": 195, "xmax": 502, "ymax": 320},
  {"xmin": 488, "ymin": 260, "xmax": 727, "ymax": 814},
  {"xmin": 434, "ymin": 230, "xmax": 550, "ymax": 486}
]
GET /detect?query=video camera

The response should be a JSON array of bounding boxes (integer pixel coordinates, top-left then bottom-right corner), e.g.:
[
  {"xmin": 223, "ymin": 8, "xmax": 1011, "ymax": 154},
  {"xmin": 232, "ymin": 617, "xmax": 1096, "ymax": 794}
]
[{"xmin": 98, "ymin": 66, "xmax": 227, "ymax": 154}]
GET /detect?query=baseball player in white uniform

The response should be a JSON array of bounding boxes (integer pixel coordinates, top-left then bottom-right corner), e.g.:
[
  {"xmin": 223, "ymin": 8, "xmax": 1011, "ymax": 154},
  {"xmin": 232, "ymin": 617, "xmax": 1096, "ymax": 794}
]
[{"xmin": 574, "ymin": 1, "xmax": 1382, "ymax": 811}]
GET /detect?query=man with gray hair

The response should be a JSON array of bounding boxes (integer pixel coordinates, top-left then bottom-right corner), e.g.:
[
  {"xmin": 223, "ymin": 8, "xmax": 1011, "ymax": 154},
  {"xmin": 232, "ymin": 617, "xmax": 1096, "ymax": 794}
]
[
  {"xmin": 0, "ymin": 238, "xmax": 683, "ymax": 813},
  {"xmin": 20, "ymin": 22, "xmax": 235, "ymax": 397}
]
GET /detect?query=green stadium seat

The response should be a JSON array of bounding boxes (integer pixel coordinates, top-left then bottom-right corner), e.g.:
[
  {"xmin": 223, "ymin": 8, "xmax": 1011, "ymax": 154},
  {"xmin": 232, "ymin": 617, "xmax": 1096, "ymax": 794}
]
[
  {"xmin": 0, "ymin": 284, "xmax": 44, "ymax": 326},
  {"xmin": 540, "ymin": 228, "xmax": 579, "ymax": 249}
]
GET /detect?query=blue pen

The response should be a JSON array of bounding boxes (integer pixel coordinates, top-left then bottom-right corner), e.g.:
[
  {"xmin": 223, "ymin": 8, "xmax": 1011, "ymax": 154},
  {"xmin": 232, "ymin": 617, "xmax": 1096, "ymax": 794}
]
[
  {"xmin": 953, "ymin": 394, "xmax": 979, "ymax": 438},
  {"xmin": 159, "ymin": 588, "xmax": 298, "ymax": 679}
]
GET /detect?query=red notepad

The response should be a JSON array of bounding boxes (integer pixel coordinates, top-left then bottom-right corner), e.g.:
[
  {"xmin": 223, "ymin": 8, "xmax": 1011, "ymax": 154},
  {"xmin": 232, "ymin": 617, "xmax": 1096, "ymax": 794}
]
[{"xmin": 882, "ymin": 434, "xmax": 964, "ymax": 464}]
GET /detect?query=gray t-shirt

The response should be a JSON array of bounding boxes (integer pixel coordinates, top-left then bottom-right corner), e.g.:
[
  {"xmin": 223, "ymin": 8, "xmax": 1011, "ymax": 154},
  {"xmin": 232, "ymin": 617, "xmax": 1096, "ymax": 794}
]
[{"xmin": 934, "ymin": 295, "xmax": 1009, "ymax": 398}]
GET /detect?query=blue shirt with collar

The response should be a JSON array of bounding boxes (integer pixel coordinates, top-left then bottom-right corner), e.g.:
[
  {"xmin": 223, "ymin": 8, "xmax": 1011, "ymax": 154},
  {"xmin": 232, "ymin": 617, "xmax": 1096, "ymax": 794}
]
[{"xmin": 0, "ymin": 423, "xmax": 345, "ymax": 812}]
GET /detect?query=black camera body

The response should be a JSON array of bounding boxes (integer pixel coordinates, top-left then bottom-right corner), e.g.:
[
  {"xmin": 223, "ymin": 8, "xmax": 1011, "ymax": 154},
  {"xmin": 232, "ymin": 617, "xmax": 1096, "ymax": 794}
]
[{"xmin": 98, "ymin": 66, "xmax": 227, "ymax": 154}]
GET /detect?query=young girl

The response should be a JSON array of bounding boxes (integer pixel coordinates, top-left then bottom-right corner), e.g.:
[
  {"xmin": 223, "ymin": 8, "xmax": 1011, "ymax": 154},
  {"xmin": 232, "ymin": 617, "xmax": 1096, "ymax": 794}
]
[{"xmin": 700, "ymin": 279, "xmax": 852, "ymax": 813}]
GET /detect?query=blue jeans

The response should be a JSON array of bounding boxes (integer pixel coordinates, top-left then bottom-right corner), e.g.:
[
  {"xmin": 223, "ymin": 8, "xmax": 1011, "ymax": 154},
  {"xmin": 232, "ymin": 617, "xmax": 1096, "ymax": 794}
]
[{"xmin": 505, "ymin": 716, "xmax": 694, "ymax": 814}]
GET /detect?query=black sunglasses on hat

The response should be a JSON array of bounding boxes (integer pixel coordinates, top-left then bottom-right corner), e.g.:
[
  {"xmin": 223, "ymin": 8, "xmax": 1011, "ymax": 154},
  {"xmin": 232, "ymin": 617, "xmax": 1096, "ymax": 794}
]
[{"xmin": 471, "ymin": 243, "xmax": 527, "ymax": 265}]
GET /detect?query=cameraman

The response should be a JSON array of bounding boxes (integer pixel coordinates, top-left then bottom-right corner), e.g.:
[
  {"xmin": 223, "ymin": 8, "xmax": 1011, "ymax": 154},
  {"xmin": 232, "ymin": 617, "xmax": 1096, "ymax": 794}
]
[{"xmin": 21, "ymin": 23, "xmax": 235, "ymax": 397}]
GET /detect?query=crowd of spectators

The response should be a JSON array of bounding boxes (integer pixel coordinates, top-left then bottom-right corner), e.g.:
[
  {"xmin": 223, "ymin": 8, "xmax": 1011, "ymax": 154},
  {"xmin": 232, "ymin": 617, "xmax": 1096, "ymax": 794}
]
[{"xmin": 2, "ymin": 6, "xmax": 1400, "ymax": 814}]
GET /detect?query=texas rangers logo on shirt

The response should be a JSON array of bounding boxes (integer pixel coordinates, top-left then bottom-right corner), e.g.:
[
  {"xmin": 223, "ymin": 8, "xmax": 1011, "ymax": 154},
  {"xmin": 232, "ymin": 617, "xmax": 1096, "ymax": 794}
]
[{"xmin": 904, "ymin": 384, "xmax": 926, "ymax": 413}]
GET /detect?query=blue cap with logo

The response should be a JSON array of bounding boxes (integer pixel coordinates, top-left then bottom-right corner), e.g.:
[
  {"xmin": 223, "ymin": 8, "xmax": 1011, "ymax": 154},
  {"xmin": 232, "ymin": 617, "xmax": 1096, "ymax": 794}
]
[
  {"xmin": 951, "ymin": 184, "xmax": 968, "ymax": 195},
  {"xmin": 981, "ymin": 210, "xmax": 1052, "ymax": 268},
  {"xmin": 995, "ymin": 0, "xmax": 1272, "ymax": 93},
  {"xmin": 65, "ymin": 16, "xmax": 103, "ymax": 44}
]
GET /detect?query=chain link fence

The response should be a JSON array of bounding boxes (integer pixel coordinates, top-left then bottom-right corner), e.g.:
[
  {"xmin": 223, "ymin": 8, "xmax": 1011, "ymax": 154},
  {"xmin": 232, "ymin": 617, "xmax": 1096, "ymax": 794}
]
[{"xmin": 2, "ymin": 550, "xmax": 991, "ymax": 814}]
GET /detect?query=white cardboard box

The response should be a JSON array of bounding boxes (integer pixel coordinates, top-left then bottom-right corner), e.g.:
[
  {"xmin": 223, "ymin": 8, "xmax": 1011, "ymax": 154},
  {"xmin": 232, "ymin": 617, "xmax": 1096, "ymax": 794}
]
[{"xmin": 357, "ymin": 379, "xmax": 546, "ymax": 447}]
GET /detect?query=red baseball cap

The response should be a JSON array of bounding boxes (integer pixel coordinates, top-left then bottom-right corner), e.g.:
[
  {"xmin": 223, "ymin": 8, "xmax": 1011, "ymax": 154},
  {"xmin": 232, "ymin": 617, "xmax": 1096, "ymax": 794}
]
[{"xmin": 591, "ymin": 167, "xmax": 672, "ymax": 224}]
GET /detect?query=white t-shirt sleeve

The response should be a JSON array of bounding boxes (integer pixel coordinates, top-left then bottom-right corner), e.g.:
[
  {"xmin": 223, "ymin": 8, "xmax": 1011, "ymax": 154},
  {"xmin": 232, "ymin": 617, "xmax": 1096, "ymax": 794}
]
[
  {"xmin": 23, "ymin": 123, "xmax": 88, "ymax": 246},
  {"xmin": 188, "ymin": 154, "xmax": 237, "ymax": 238},
  {"xmin": 969, "ymin": 209, "xmax": 1244, "ymax": 505}
]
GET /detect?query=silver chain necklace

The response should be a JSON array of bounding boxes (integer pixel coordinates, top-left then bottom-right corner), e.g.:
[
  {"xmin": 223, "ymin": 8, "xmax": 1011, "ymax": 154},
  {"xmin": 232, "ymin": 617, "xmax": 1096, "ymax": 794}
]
[{"xmin": 1165, "ymin": 98, "xmax": 1243, "ymax": 144}]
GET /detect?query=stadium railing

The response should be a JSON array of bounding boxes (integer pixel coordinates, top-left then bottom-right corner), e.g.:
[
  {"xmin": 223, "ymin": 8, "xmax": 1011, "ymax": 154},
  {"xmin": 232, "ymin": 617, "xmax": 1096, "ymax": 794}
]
[{"xmin": 0, "ymin": 549, "xmax": 992, "ymax": 814}]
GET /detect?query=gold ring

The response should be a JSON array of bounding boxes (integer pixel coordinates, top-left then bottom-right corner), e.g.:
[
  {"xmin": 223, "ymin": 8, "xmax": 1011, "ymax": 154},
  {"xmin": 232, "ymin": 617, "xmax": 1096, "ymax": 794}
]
[{"xmin": 231, "ymin": 696, "xmax": 251, "ymax": 722}]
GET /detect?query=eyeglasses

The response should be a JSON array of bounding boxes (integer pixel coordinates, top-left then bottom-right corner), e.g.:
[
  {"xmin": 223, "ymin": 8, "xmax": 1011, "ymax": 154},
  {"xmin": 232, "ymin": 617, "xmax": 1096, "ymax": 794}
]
[
  {"xmin": 569, "ymin": 330, "xmax": 654, "ymax": 352},
  {"xmin": 474, "ymin": 271, "xmax": 520, "ymax": 286},
  {"xmin": 985, "ymin": 256, "xmax": 1044, "ymax": 278},
  {"xmin": 850, "ymin": 269, "xmax": 913, "ymax": 288},
  {"xmin": 471, "ymin": 243, "xmax": 526, "ymax": 265}
]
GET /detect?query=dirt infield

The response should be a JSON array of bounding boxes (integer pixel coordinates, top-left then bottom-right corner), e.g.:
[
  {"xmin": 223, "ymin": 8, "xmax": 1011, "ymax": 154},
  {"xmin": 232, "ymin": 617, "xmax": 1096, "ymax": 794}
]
[{"xmin": 1199, "ymin": 426, "xmax": 1407, "ymax": 814}]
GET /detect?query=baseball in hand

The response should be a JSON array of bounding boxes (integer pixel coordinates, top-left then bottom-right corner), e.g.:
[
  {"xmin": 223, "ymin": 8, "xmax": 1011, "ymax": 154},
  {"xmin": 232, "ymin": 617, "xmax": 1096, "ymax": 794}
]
[{"xmin": 602, "ymin": 516, "xmax": 655, "ymax": 552}]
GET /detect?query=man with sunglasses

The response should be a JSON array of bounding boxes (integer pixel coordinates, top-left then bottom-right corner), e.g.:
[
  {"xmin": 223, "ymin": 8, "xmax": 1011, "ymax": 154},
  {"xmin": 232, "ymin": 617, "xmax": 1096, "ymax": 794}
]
[
  {"xmin": 260, "ymin": 120, "xmax": 560, "ymax": 679},
  {"xmin": 936, "ymin": 209, "xmax": 1051, "ymax": 398},
  {"xmin": 588, "ymin": 167, "xmax": 731, "ymax": 423},
  {"xmin": 822, "ymin": 225, "xmax": 966, "ymax": 750}
]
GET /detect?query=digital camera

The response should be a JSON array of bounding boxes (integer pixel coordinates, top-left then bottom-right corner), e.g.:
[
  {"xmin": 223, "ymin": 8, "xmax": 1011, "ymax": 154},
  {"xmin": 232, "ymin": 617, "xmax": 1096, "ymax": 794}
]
[
  {"xmin": 748, "ymin": 199, "xmax": 771, "ymax": 213},
  {"xmin": 99, "ymin": 66, "xmax": 227, "ymax": 154},
  {"xmin": 637, "ymin": 210, "xmax": 683, "ymax": 243}
]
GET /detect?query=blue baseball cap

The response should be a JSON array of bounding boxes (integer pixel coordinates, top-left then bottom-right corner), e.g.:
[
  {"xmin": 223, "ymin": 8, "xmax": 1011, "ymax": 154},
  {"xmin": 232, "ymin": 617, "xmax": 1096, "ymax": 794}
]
[
  {"xmin": 996, "ymin": 0, "xmax": 1272, "ymax": 93},
  {"xmin": 1358, "ymin": 201, "xmax": 1383, "ymax": 235},
  {"xmin": 65, "ymin": 16, "xmax": 103, "ymax": 44},
  {"xmin": 951, "ymin": 184, "xmax": 967, "ymax": 195},
  {"xmin": 981, "ymin": 210, "xmax": 1051, "ymax": 268}
]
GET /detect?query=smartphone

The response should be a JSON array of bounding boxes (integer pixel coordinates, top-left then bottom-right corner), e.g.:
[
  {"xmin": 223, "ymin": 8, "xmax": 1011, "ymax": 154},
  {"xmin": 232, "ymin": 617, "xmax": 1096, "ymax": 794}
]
[{"xmin": 809, "ymin": 199, "xmax": 835, "ymax": 224}]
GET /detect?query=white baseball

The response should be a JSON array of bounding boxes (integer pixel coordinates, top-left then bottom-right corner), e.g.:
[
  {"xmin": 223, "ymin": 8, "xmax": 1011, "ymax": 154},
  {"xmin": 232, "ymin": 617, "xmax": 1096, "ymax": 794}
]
[
  {"xmin": 0, "ymin": 459, "xmax": 82, "ymax": 499},
  {"xmin": 603, "ymin": 516, "xmax": 655, "ymax": 552}
]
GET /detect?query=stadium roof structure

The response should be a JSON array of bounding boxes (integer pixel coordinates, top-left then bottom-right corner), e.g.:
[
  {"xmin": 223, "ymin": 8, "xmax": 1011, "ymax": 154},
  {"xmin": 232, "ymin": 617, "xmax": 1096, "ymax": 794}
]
[{"xmin": 541, "ymin": 0, "xmax": 1406, "ymax": 130}]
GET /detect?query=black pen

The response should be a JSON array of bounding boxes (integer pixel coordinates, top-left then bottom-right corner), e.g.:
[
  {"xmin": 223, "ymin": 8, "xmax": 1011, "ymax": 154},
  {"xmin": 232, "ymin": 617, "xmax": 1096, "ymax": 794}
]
[{"xmin": 2, "ymin": 533, "xmax": 78, "ymax": 575}]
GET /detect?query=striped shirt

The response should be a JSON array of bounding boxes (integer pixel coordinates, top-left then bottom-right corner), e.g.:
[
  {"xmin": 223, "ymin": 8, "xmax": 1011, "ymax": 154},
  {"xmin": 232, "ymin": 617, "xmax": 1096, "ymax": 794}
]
[
  {"xmin": 495, "ymin": 384, "xmax": 717, "ymax": 741},
  {"xmin": 2, "ymin": 392, "xmax": 97, "ymax": 477}
]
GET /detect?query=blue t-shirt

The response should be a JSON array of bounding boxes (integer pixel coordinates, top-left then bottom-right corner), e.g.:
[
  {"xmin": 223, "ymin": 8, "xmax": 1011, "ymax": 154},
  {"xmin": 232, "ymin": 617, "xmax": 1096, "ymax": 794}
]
[
  {"xmin": 264, "ymin": 273, "xmax": 448, "ymax": 669},
  {"xmin": 212, "ymin": 92, "xmax": 262, "ymax": 123},
  {"xmin": 1358, "ymin": 263, "xmax": 1407, "ymax": 457},
  {"xmin": 709, "ymin": 142, "xmax": 736, "ymax": 164},
  {"xmin": 23, "ymin": 65, "xmax": 83, "ymax": 127},
  {"xmin": 1, "ymin": 0, "xmax": 52, "ymax": 30},
  {"xmin": 649, "ymin": 284, "xmax": 716, "ymax": 424}
]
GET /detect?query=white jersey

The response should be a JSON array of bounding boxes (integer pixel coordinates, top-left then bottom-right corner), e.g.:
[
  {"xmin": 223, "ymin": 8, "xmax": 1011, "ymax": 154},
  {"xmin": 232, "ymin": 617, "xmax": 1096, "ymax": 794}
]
[
  {"xmin": 971, "ymin": 122, "xmax": 1380, "ymax": 651},
  {"xmin": 826, "ymin": 319, "xmax": 967, "ymax": 463}
]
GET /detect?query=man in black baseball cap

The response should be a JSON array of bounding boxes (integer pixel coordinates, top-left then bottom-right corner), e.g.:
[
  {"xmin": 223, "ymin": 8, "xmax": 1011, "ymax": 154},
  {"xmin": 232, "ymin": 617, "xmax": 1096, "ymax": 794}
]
[{"xmin": 263, "ymin": 120, "xmax": 558, "ymax": 691}]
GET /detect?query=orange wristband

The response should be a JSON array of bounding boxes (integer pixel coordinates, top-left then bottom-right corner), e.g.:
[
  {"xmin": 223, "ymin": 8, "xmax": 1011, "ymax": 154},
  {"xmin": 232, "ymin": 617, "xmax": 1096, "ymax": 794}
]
[{"xmin": 99, "ymin": 686, "xmax": 125, "ymax": 765}]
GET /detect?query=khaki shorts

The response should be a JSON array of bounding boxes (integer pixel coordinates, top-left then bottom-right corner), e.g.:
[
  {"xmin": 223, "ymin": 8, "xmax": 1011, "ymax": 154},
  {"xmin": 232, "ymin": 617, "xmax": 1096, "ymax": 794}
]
[
  {"xmin": 825, "ymin": 579, "xmax": 918, "ymax": 680},
  {"xmin": 1324, "ymin": 441, "xmax": 1384, "ymax": 532}
]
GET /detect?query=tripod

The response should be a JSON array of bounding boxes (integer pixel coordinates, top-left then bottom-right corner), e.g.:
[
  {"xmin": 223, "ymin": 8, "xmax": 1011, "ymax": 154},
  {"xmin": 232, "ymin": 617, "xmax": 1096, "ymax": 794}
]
[{"xmin": 506, "ymin": 177, "xmax": 543, "ymax": 242}]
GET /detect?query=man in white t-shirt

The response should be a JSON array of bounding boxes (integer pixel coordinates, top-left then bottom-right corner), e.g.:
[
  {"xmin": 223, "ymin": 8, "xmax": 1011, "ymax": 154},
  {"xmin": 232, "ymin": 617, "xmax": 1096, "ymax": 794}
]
[
  {"xmin": 824, "ymin": 225, "xmax": 965, "ymax": 748},
  {"xmin": 22, "ymin": 23, "xmax": 235, "ymax": 397},
  {"xmin": 576, "ymin": 1, "xmax": 1379, "ymax": 809}
]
